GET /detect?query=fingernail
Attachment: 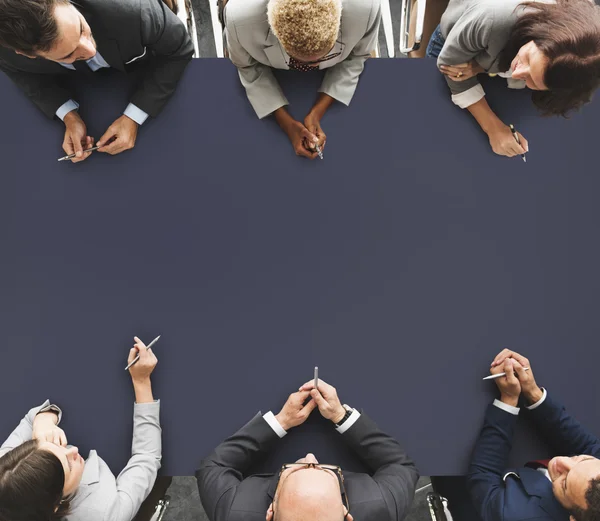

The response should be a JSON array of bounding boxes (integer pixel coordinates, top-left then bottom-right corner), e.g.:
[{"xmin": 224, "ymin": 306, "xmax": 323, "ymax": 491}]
[
  {"xmin": 76, "ymin": 151, "xmax": 82, "ymax": 157},
  {"xmin": 313, "ymin": 137, "xmax": 318, "ymax": 142}
]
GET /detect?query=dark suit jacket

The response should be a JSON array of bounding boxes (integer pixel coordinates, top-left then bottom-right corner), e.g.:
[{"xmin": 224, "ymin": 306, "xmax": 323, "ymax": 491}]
[
  {"xmin": 467, "ymin": 394, "xmax": 600, "ymax": 521},
  {"xmin": 0, "ymin": 0, "xmax": 193, "ymax": 119},
  {"xmin": 196, "ymin": 411, "xmax": 420, "ymax": 521}
]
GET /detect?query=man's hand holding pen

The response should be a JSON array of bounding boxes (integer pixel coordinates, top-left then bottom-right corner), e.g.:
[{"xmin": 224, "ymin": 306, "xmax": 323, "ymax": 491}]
[
  {"xmin": 97, "ymin": 115, "xmax": 139, "ymax": 156},
  {"xmin": 63, "ymin": 111, "xmax": 95, "ymax": 163}
]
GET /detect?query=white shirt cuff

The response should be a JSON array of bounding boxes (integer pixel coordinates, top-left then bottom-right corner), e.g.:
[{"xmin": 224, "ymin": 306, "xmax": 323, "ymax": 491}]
[
  {"xmin": 493, "ymin": 399, "xmax": 520, "ymax": 415},
  {"xmin": 336, "ymin": 408, "xmax": 361, "ymax": 434},
  {"xmin": 451, "ymin": 84, "xmax": 485, "ymax": 109},
  {"xmin": 56, "ymin": 99, "xmax": 80, "ymax": 121},
  {"xmin": 123, "ymin": 103, "xmax": 149, "ymax": 125},
  {"xmin": 263, "ymin": 411, "xmax": 287, "ymax": 438},
  {"xmin": 526, "ymin": 388, "xmax": 547, "ymax": 410}
]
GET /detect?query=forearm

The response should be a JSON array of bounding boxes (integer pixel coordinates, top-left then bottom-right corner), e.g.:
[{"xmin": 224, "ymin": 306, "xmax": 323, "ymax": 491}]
[
  {"xmin": 133, "ymin": 379, "xmax": 154, "ymax": 404},
  {"xmin": 467, "ymin": 97, "xmax": 504, "ymax": 135},
  {"xmin": 308, "ymin": 93, "xmax": 335, "ymax": 120}
]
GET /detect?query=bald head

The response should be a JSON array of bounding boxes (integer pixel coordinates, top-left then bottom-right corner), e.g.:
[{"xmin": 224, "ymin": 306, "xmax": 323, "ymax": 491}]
[{"xmin": 274, "ymin": 465, "xmax": 346, "ymax": 521}]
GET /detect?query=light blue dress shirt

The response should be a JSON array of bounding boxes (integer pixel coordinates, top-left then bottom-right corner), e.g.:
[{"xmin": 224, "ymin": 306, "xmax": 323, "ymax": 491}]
[{"xmin": 56, "ymin": 51, "xmax": 149, "ymax": 125}]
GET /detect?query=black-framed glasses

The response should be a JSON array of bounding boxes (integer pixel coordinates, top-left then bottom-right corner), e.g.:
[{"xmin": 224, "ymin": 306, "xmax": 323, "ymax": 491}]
[
  {"xmin": 272, "ymin": 463, "xmax": 350, "ymax": 518},
  {"xmin": 287, "ymin": 51, "xmax": 342, "ymax": 71}
]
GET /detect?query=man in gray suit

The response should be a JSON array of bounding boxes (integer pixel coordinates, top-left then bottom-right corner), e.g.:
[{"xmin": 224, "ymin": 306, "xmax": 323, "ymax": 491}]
[
  {"xmin": 222, "ymin": 0, "xmax": 381, "ymax": 159},
  {"xmin": 196, "ymin": 378, "xmax": 419, "ymax": 521},
  {"xmin": 0, "ymin": 0, "xmax": 193, "ymax": 162}
]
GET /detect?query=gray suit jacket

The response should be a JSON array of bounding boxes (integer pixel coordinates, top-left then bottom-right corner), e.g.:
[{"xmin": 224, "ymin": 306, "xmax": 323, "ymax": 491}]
[
  {"xmin": 0, "ymin": 400, "xmax": 162, "ymax": 521},
  {"xmin": 436, "ymin": 0, "xmax": 541, "ymax": 102},
  {"xmin": 224, "ymin": 0, "xmax": 381, "ymax": 119},
  {"xmin": 0, "ymin": 0, "xmax": 193, "ymax": 119},
  {"xmin": 196, "ymin": 411, "xmax": 419, "ymax": 521}
]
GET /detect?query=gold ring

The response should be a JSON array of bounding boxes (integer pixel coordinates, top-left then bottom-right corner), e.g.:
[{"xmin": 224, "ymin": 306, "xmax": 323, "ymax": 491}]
[{"xmin": 457, "ymin": 72, "xmax": 463, "ymax": 78}]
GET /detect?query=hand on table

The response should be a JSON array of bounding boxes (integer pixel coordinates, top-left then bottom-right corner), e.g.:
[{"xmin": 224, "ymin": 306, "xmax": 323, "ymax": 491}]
[
  {"xmin": 492, "ymin": 349, "xmax": 543, "ymax": 404},
  {"xmin": 439, "ymin": 60, "xmax": 484, "ymax": 81},
  {"xmin": 33, "ymin": 411, "xmax": 67, "ymax": 446},
  {"xmin": 491, "ymin": 358, "xmax": 522, "ymax": 407},
  {"xmin": 303, "ymin": 112, "xmax": 326, "ymax": 153},
  {"xmin": 97, "ymin": 115, "xmax": 139, "ymax": 155},
  {"xmin": 487, "ymin": 123, "xmax": 528, "ymax": 158},
  {"xmin": 63, "ymin": 111, "xmax": 95, "ymax": 163},
  {"xmin": 275, "ymin": 391, "xmax": 317, "ymax": 431},
  {"xmin": 299, "ymin": 378, "xmax": 346, "ymax": 424},
  {"xmin": 283, "ymin": 119, "xmax": 319, "ymax": 159}
]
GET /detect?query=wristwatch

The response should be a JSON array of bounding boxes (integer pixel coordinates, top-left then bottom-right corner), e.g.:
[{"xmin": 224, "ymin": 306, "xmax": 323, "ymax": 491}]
[{"xmin": 335, "ymin": 404, "xmax": 354, "ymax": 427}]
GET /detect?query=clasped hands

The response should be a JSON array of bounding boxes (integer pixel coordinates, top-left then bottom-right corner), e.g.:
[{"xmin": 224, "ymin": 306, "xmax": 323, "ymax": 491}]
[
  {"xmin": 490, "ymin": 349, "xmax": 545, "ymax": 408},
  {"xmin": 275, "ymin": 379, "xmax": 346, "ymax": 431}
]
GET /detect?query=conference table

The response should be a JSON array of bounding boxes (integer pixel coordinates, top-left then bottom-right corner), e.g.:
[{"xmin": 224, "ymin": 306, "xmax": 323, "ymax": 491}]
[{"xmin": 0, "ymin": 59, "xmax": 599, "ymax": 477}]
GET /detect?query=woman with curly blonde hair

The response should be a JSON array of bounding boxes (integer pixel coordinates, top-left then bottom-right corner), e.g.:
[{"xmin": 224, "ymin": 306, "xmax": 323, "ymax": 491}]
[{"xmin": 221, "ymin": 0, "xmax": 381, "ymax": 159}]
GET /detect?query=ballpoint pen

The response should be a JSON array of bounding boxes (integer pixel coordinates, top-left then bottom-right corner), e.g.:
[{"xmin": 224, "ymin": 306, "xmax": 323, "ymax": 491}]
[
  {"xmin": 483, "ymin": 367, "xmax": 530, "ymax": 380},
  {"xmin": 58, "ymin": 146, "xmax": 100, "ymax": 162},
  {"xmin": 509, "ymin": 124, "xmax": 527, "ymax": 163},
  {"xmin": 125, "ymin": 335, "xmax": 161, "ymax": 370},
  {"xmin": 314, "ymin": 366, "xmax": 319, "ymax": 389},
  {"xmin": 315, "ymin": 143, "xmax": 323, "ymax": 160}
]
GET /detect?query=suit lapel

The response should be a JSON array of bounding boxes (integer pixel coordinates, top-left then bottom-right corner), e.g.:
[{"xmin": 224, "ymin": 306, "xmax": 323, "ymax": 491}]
[
  {"xmin": 263, "ymin": 29, "xmax": 289, "ymax": 70},
  {"xmin": 71, "ymin": 450, "xmax": 101, "ymax": 505},
  {"xmin": 519, "ymin": 468, "xmax": 569, "ymax": 521},
  {"xmin": 77, "ymin": 2, "xmax": 126, "ymax": 72},
  {"xmin": 95, "ymin": 38, "xmax": 125, "ymax": 72},
  {"xmin": 267, "ymin": 474, "xmax": 279, "ymax": 500}
]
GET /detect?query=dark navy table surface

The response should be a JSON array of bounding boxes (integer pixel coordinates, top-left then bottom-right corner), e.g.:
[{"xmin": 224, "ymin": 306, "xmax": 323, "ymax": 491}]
[{"xmin": 1, "ymin": 59, "xmax": 599, "ymax": 476}]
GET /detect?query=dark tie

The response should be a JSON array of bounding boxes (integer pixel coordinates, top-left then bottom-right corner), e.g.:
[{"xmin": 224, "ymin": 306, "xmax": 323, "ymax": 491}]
[
  {"xmin": 526, "ymin": 459, "xmax": 551, "ymax": 470},
  {"xmin": 72, "ymin": 59, "xmax": 93, "ymax": 75}
]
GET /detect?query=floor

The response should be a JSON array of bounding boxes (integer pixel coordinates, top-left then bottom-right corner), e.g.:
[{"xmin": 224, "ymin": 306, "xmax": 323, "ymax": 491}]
[
  {"xmin": 161, "ymin": 476, "xmax": 434, "ymax": 521},
  {"xmin": 190, "ymin": 0, "xmax": 404, "ymax": 58}
]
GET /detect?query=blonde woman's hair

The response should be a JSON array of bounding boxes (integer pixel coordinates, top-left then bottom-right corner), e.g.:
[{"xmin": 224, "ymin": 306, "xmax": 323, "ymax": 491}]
[{"xmin": 267, "ymin": 0, "xmax": 342, "ymax": 59}]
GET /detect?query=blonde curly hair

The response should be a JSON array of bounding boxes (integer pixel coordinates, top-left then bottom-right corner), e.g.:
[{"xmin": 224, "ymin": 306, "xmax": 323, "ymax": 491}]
[{"xmin": 267, "ymin": 0, "xmax": 342, "ymax": 59}]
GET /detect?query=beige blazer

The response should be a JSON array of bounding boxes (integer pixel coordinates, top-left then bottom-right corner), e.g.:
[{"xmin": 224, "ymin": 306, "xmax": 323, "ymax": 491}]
[
  {"xmin": 0, "ymin": 400, "xmax": 162, "ymax": 521},
  {"xmin": 224, "ymin": 0, "xmax": 381, "ymax": 118}
]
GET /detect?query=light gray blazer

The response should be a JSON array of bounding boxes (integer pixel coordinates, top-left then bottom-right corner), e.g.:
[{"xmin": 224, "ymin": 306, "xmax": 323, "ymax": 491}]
[
  {"xmin": 436, "ymin": 0, "xmax": 537, "ymax": 107},
  {"xmin": 224, "ymin": 0, "xmax": 381, "ymax": 119},
  {"xmin": 0, "ymin": 400, "xmax": 162, "ymax": 521}
]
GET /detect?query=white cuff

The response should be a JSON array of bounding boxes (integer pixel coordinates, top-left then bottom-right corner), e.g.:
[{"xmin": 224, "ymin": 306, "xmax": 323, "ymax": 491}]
[
  {"xmin": 56, "ymin": 99, "xmax": 80, "ymax": 121},
  {"xmin": 263, "ymin": 411, "xmax": 287, "ymax": 438},
  {"xmin": 451, "ymin": 84, "xmax": 485, "ymax": 109},
  {"xmin": 493, "ymin": 399, "xmax": 520, "ymax": 415},
  {"xmin": 336, "ymin": 408, "xmax": 361, "ymax": 434},
  {"xmin": 123, "ymin": 103, "xmax": 149, "ymax": 125},
  {"xmin": 526, "ymin": 388, "xmax": 547, "ymax": 410},
  {"xmin": 507, "ymin": 77, "xmax": 526, "ymax": 90}
]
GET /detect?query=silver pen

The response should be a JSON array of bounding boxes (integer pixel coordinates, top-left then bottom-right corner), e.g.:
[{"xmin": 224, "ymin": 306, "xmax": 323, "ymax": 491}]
[
  {"xmin": 315, "ymin": 144, "xmax": 323, "ymax": 160},
  {"xmin": 58, "ymin": 145, "xmax": 100, "ymax": 162},
  {"xmin": 483, "ymin": 367, "xmax": 530, "ymax": 380},
  {"xmin": 125, "ymin": 335, "xmax": 161, "ymax": 370},
  {"xmin": 314, "ymin": 366, "xmax": 319, "ymax": 390}
]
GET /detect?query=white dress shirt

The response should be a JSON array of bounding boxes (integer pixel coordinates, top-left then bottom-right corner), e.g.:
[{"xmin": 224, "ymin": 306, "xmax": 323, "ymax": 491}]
[{"xmin": 56, "ymin": 51, "xmax": 149, "ymax": 125}]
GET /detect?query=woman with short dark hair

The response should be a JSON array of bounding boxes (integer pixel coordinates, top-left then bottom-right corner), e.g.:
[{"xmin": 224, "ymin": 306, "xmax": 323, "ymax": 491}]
[
  {"xmin": 0, "ymin": 337, "xmax": 161, "ymax": 521},
  {"xmin": 427, "ymin": 0, "xmax": 600, "ymax": 157}
]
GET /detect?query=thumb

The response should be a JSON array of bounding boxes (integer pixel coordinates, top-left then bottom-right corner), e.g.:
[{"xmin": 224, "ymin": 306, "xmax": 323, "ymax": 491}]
[
  {"xmin": 301, "ymin": 128, "xmax": 318, "ymax": 147},
  {"xmin": 301, "ymin": 399, "xmax": 317, "ymax": 416},
  {"xmin": 518, "ymin": 133, "xmax": 529, "ymax": 153},
  {"xmin": 73, "ymin": 136, "xmax": 83, "ymax": 157},
  {"xmin": 127, "ymin": 347, "xmax": 138, "ymax": 364},
  {"xmin": 310, "ymin": 389, "xmax": 327, "ymax": 409},
  {"xmin": 97, "ymin": 126, "xmax": 115, "ymax": 149},
  {"xmin": 512, "ymin": 359, "xmax": 526, "ymax": 379},
  {"xmin": 504, "ymin": 359, "xmax": 518, "ymax": 385}
]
